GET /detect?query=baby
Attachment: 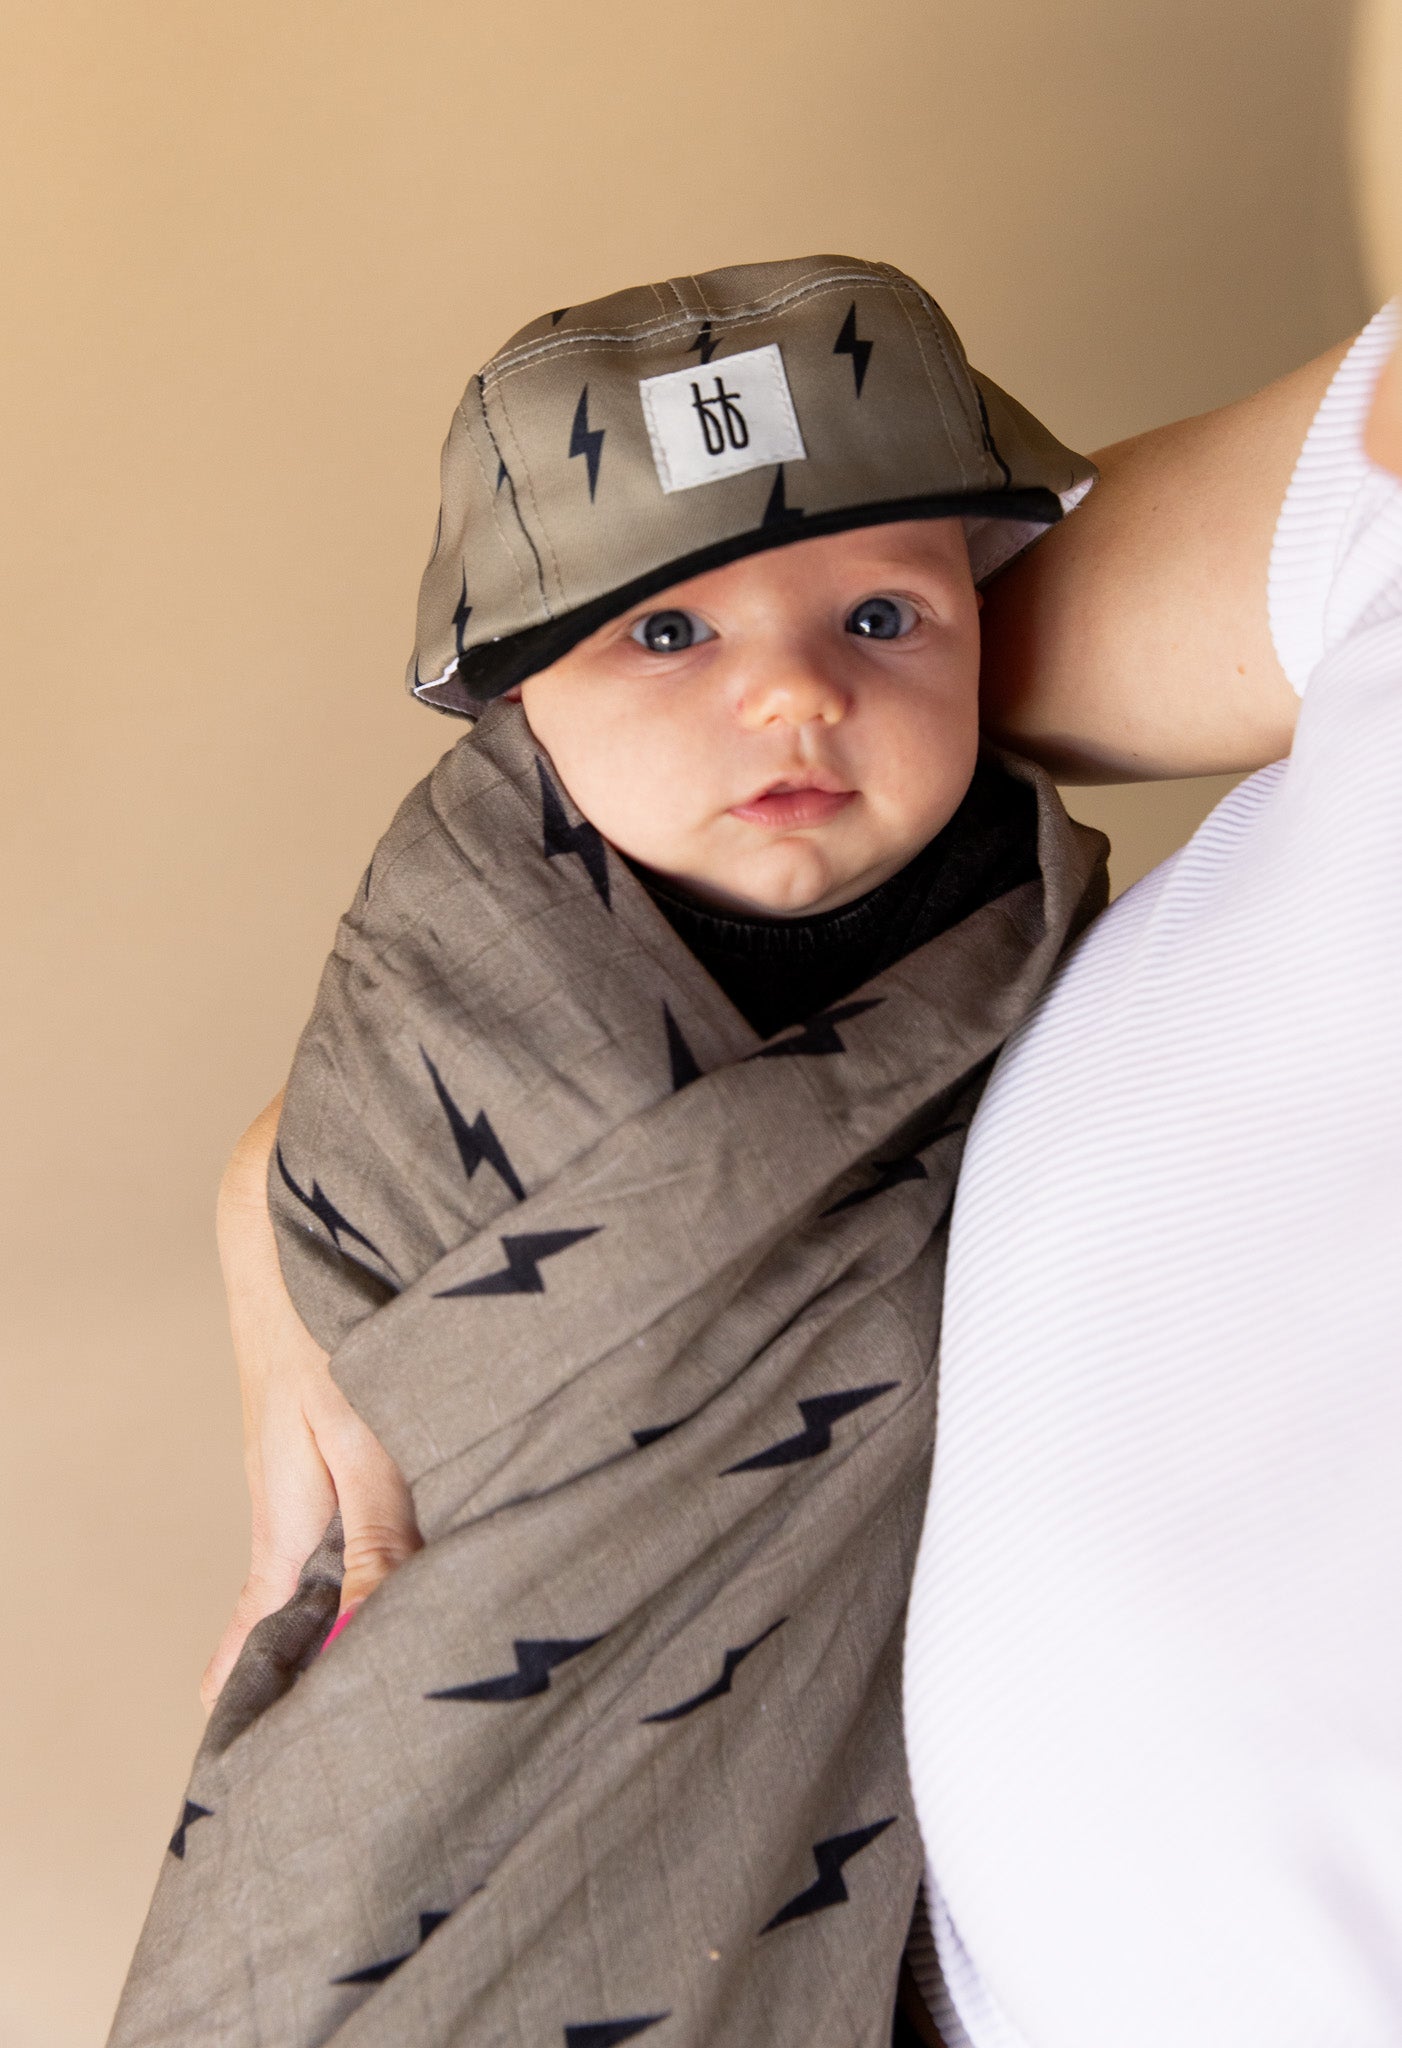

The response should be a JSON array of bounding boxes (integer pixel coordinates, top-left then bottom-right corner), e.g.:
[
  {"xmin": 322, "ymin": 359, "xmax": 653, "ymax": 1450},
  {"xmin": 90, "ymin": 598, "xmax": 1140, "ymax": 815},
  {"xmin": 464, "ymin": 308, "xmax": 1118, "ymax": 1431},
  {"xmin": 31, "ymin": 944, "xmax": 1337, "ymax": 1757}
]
[{"xmin": 112, "ymin": 256, "xmax": 1106, "ymax": 2048}]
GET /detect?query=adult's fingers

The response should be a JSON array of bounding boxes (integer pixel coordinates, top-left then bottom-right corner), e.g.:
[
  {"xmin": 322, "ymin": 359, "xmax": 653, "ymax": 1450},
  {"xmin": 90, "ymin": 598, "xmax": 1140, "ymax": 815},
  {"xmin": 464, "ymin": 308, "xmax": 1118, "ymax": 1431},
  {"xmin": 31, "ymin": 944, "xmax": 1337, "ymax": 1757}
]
[
  {"xmin": 200, "ymin": 1385, "xmax": 420, "ymax": 1704},
  {"xmin": 200, "ymin": 1399, "xmax": 339, "ymax": 1712},
  {"xmin": 206, "ymin": 1088, "xmax": 419, "ymax": 1695},
  {"xmin": 200, "ymin": 1556, "xmax": 313, "ymax": 1714},
  {"xmin": 204, "ymin": 1094, "xmax": 336, "ymax": 1710},
  {"xmin": 310, "ymin": 1379, "xmax": 422, "ymax": 1616}
]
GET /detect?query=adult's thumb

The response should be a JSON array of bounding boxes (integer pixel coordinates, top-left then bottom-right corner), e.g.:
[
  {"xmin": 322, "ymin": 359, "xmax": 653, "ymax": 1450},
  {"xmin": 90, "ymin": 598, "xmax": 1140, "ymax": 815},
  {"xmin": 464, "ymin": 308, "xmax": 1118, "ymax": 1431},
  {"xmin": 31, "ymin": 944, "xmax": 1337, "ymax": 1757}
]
[{"xmin": 334, "ymin": 1451, "xmax": 422, "ymax": 1615}]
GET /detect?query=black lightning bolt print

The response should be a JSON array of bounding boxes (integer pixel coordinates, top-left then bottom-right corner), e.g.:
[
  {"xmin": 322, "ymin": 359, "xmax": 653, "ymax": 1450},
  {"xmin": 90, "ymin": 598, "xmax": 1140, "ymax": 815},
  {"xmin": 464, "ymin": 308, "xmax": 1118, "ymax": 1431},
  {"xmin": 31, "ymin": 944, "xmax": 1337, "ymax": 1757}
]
[
  {"xmin": 689, "ymin": 319, "xmax": 717, "ymax": 364},
  {"xmin": 569, "ymin": 384, "xmax": 605, "ymax": 500},
  {"xmin": 762, "ymin": 465, "xmax": 801, "ymax": 526},
  {"xmin": 662, "ymin": 1004, "xmax": 702, "ymax": 1090},
  {"xmin": 276, "ymin": 1145, "xmax": 388, "ymax": 1269},
  {"xmin": 822, "ymin": 1123, "xmax": 966, "ymax": 1215},
  {"xmin": 760, "ymin": 1817, "xmax": 896, "ymax": 1931},
  {"xmin": 427, "ymin": 1635, "xmax": 605, "ymax": 1702},
  {"xmin": 833, "ymin": 302, "xmax": 873, "ymax": 397},
  {"xmin": 564, "ymin": 2020, "xmax": 670, "ymax": 2048},
  {"xmin": 641, "ymin": 1618, "xmax": 786, "ymax": 1723},
  {"xmin": 722, "ymin": 1385, "xmax": 898, "ymax": 1473},
  {"xmin": 434, "ymin": 1228, "xmax": 600, "ymax": 1298},
  {"xmin": 420, "ymin": 1048, "xmax": 525, "ymax": 1202},
  {"xmin": 751, "ymin": 998, "xmax": 884, "ymax": 1058},
  {"xmin": 496, "ymin": 456, "xmax": 509, "ymax": 490},
  {"xmin": 821, "ymin": 1154, "xmax": 929, "ymax": 1216},
  {"xmin": 331, "ymin": 1911, "xmax": 449, "ymax": 1986},
  {"xmin": 168, "ymin": 1799, "xmax": 212, "ymax": 1859},
  {"xmin": 631, "ymin": 1418, "xmax": 684, "ymax": 1449},
  {"xmin": 538, "ymin": 759, "xmax": 612, "ymax": 907},
  {"xmin": 452, "ymin": 569, "xmax": 473, "ymax": 659}
]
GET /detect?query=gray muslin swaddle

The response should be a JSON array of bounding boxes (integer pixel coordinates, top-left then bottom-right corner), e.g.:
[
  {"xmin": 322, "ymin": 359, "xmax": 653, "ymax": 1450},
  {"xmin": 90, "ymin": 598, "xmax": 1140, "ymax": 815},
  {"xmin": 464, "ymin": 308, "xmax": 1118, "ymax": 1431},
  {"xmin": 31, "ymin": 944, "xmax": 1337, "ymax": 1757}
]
[{"xmin": 110, "ymin": 700, "xmax": 1105, "ymax": 2047}]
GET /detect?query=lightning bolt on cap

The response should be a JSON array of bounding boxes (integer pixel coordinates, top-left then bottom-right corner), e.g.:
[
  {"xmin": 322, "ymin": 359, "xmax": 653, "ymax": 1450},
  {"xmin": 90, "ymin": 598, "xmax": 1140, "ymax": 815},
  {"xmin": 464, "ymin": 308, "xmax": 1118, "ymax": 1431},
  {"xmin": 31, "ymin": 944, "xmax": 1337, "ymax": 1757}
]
[{"xmin": 407, "ymin": 254, "xmax": 1095, "ymax": 718}]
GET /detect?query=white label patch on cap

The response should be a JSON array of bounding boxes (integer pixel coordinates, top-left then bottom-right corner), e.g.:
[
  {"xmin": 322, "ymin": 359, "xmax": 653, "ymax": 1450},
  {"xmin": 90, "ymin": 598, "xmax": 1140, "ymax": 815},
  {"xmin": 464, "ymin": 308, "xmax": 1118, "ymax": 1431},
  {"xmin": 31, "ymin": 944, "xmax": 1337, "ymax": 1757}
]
[{"xmin": 639, "ymin": 343, "xmax": 807, "ymax": 495}]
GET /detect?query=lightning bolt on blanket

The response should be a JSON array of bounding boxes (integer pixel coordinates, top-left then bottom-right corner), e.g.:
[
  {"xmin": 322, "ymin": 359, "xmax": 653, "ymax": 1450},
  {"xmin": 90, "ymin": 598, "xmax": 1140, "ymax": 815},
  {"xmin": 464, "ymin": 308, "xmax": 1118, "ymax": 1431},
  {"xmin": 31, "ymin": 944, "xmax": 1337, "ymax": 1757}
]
[{"xmin": 110, "ymin": 700, "xmax": 1106, "ymax": 2048}]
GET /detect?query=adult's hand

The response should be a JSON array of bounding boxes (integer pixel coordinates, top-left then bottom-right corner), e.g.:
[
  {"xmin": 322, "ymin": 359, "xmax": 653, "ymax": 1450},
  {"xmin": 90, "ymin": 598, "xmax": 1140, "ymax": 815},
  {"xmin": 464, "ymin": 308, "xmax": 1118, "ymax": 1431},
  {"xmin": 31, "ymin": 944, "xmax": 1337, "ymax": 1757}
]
[{"xmin": 200, "ymin": 1094, "xmax": 421, "ymax": 1712}]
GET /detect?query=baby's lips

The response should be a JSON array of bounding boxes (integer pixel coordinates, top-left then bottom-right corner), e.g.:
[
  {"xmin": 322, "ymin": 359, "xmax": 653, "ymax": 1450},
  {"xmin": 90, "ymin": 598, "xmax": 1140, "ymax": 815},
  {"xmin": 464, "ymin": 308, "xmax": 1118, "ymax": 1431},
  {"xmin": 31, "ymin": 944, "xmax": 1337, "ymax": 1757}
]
[
  {"xmin": 729, "ymin": 788, "xmax": 855, "ymax": 829},
  {"xmin": 320, "ymin": 1603, "xmax": 361, "ymax": 1655}
]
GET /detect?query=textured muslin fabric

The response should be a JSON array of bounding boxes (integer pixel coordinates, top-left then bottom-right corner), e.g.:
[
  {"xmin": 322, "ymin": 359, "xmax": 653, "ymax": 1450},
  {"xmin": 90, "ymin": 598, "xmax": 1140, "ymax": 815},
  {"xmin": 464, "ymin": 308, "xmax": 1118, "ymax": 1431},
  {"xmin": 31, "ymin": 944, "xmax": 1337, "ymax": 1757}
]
[
  {"xmin": 109, "ymin": 701, "xmax": 1104, "ymax": 2048},
  {"xmin": 904, "ymin": 306, "xmax": 1402, "ymax": 2048}
]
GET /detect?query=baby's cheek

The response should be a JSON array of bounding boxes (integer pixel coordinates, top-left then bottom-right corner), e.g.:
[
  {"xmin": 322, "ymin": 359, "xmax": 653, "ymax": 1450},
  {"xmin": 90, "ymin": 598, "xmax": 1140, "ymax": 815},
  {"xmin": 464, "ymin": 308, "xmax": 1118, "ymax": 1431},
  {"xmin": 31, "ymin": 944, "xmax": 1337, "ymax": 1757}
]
[
  {"xmin": 576, "ymin": 752, "xmax": 716, "ymax": 880},
  {"xmin": 874, "ymin": 733, "xmax": 975, "ymax": 845}
]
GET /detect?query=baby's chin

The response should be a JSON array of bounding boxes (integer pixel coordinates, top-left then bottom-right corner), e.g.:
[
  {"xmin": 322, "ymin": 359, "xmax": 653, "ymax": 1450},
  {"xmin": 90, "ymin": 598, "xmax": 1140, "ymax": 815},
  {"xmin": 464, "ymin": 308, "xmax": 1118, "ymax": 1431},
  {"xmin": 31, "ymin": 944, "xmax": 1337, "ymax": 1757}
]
[{"xmin": 682, "ymin": 837, "xmax": 901, "ymax": 920}]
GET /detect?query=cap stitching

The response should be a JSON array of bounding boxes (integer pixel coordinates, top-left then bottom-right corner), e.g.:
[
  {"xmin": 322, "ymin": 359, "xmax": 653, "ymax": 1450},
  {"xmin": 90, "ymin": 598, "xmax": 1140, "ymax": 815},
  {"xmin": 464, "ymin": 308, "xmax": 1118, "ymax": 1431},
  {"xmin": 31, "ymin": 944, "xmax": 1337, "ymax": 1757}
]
[
  {"xmin": 890, "ymin": 289, "xmax": 965, "ymax": 487},
  {"xmin": 887, "ymin": 287, "xmax": 979, "ymax": 492},
  {"xmin": 486, "ymin": 271, "xmax": 909, "ymax": 376},
  {"xmin": 482, "ymin": 271, "xmax": 922, "ymax": 380},
  {"xmin": 933, "ymin": 313, "xmax": 995, "ymax": 473},
  {"xmin": 463, "ymin": 379, "xmax": 541, "ymax": 621},
  {"xmin": 467, "ymin": 379, "xmax": 544, "ymax": 612},
  {"xmin": 491, "ymin": 366, "xmax": 567, "ymax": 613}
]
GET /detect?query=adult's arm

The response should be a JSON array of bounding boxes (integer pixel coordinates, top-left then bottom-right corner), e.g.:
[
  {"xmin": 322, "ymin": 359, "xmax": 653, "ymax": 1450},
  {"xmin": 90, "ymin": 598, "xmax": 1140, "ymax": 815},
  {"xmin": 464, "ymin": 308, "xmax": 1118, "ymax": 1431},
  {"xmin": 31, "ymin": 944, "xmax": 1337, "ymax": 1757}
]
[
  {"xmin": 979, "ymin": 338, "xmax": 1354, "ymax": 781},
  {"xmin": 200, "ymin": 1096, "xmax": 421, "ymax": 1710}
]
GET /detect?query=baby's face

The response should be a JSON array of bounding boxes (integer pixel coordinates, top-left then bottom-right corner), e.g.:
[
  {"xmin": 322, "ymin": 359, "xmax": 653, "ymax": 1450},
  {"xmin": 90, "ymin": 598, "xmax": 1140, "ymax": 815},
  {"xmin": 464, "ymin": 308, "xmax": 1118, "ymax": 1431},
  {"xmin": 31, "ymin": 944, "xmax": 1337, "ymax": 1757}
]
[{"xmin": 516, "ymin": 518, "xmax": 982, "ymax": 917}]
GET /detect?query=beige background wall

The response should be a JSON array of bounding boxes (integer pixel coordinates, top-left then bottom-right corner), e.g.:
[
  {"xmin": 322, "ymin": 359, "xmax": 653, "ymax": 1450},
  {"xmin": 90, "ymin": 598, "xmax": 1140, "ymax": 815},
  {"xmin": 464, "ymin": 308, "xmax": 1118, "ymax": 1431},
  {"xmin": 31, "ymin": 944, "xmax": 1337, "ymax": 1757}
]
[{"xmin": 0, "ymin": 3, "xmax": 1367, "ymax": 2041}]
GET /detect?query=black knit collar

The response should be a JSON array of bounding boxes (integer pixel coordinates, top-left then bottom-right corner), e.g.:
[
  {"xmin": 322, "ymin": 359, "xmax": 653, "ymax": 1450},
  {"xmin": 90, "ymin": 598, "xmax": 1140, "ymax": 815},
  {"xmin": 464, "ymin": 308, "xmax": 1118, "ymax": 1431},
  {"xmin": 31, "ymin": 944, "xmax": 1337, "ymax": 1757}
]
[{"xmin": 626, "ymin": 757, "xmax": 1039, "ymax": 1039}]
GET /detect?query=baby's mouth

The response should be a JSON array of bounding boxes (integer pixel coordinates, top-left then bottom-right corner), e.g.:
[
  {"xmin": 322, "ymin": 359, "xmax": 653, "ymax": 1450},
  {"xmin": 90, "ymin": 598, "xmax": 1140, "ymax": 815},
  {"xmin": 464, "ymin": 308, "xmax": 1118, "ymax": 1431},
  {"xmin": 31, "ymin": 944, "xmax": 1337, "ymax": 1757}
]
[{"xmin": 728, "ymin": 783, "xmax": 856, "ymax": 829}]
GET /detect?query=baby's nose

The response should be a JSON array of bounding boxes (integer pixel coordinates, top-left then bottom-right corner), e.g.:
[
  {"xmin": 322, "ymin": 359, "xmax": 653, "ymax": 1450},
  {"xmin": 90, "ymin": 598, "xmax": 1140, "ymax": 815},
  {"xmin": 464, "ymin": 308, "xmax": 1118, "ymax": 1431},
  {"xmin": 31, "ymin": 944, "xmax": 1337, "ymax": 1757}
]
[{"xmin": 734, "ymin": 657, "xmax": 849, "ymax": 730}]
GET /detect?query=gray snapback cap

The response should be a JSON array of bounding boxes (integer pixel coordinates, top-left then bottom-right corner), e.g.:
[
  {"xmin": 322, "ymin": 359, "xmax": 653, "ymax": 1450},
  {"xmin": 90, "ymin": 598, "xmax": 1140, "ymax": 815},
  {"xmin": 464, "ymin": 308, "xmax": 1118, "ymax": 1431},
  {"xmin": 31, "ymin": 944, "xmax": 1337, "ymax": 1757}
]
[{"xmin": 408, "ymin": 254, "xmax": 1095, "ymax": 717}]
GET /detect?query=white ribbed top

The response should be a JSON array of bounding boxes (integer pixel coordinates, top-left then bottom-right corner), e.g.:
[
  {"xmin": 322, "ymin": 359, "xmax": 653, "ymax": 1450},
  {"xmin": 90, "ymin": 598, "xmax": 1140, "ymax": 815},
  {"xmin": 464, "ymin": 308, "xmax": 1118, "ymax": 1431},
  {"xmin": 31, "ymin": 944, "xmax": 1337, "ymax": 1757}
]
[{"xmin": 904, "ymin": 305, "xmax": 1402, "ymax": 2048}]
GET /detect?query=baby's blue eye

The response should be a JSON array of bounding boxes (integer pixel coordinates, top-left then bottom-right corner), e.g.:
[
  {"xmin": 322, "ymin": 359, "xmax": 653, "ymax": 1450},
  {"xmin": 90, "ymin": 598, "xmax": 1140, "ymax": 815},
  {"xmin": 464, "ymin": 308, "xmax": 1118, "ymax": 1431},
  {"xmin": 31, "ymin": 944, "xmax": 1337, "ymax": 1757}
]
[
  {"xmin": 631, "ymin": 608, "xmax": 714, "ymax": 653},
  {"xmin": 846, "ymin": 595, "xmax": 917, "ymax": 640}
]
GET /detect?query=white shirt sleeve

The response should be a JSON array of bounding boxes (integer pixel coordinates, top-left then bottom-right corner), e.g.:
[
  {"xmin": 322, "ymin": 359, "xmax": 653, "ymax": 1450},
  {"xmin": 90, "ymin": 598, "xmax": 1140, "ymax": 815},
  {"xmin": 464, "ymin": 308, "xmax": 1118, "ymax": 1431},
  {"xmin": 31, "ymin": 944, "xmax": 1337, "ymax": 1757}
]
[
  {"xmin": 904, "ymin": 308, "xmax": 1402, "ymax": 2048},
  {"xmin": 1270, "ymin": 302, "xmax": 1402, "ymax": 693}
]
